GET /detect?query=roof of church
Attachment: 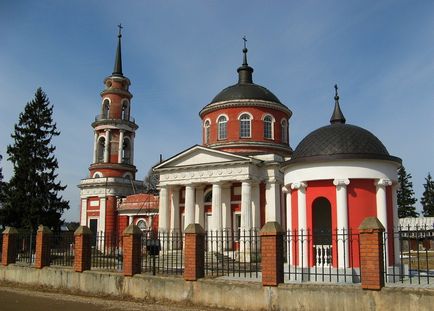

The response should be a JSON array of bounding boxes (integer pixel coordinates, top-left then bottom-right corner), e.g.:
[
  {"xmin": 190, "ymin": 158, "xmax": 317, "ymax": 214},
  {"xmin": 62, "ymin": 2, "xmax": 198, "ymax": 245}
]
[{"xmin": 289, "ymin": 86, "xmax": 401, "ymax": 164}]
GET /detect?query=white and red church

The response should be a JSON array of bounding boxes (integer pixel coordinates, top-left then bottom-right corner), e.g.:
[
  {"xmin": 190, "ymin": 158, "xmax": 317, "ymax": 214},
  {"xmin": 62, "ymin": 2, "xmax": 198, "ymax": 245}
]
[{"xmin": 79, "ymin": 30, "xmax": 401, "ymax": 269}]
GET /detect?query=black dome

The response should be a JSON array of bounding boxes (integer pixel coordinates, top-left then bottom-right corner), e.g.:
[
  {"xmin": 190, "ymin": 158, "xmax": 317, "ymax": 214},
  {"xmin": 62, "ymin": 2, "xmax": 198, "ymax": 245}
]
[
  {"xmin": 210, "ymin": 82, "xmax": 282, "ymax": 104},
  {"xmin": 291, "ymin": 123, "xmax": 401, "ymax": 163}
]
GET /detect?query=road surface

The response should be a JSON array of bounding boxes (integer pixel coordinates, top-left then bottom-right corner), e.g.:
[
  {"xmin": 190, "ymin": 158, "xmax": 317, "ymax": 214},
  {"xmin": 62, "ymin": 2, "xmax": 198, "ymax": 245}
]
[{"xmin": 0, "ymin": 285, "xmax": 230, "ymax": 311}]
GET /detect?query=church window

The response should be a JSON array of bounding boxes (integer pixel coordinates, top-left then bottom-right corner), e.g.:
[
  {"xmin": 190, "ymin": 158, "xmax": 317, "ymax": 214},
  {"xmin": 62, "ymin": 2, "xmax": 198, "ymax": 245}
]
[
  {"xmin": 137, "ymin": 219, "xmax": 148, "ymax": 231},
  {"xmin": 102, "ymin": 99, "xmax": 110, "ymax": 119},
  {"xmin": 218, "ymin": 116, "xmax": 227, "ymax": 140},
  {"xmin": 96, "ymin": 137, "xmax": 105, "ymax": 162},
  {"xmin": 264, "ymin": 115, "xmax": 273, "ymax": 139},
  {"xmin": 239, "ymin": 113, "xmax": 251, "ymax": 138},
  {"xmin": 204, "ymin": 120, "xmax": 211, "ymax": 144},
  {"xmin": 281, "ymin": 119, "xmax": 288, "ymax": 143},
  {"xmin": 121, "ymin": 101, "xmax": 129, "ymax": 121},
  {"xmin": 122, "ymin": 138, "xmax": 131, "ymax": 164}
]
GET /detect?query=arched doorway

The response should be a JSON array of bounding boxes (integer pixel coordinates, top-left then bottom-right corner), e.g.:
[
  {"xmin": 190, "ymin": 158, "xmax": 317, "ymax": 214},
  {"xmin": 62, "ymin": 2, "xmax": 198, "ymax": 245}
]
[{"xmin": 312, "ymin": 197, "xmax": 332, "ymax": 267}]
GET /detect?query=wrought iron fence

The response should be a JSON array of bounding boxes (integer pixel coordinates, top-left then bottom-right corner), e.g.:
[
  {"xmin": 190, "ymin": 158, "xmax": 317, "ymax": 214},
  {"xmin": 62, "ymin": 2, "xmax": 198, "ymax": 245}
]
[
  {"xmin": 15, "ymin": 230, "xmax": 36, "ymax": 265},
  {"xmin": 204, "ymin": 229, "xmax": 261, "ymax": 279},
  {"xmin": 284, "ymin": 229, "xmax": 361, "ymax": 283},
  {"xmin": 91, "ymin": 232, "xmax": 123, "ymax": 271},
  {"xmin": 50, "ymin": 231, "xmax": 74, "ymax": 267},
  {"xmin": 141, "ymin": 231, "xmax": 184, "ymax": 275},
  {"xmin": 384, "ymin": 225, "xmax": 434, "ymax": 286}
]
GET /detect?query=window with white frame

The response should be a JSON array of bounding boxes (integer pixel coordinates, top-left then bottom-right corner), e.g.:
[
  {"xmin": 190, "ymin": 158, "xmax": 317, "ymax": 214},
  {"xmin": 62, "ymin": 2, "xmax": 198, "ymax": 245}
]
[
  {"xmin": 281, "ymin": 119, "xmax": 288, "ymax": 143},
  {"xmin": 204, "ymin": 120, "xmax": 211, "ymax": 144},
  {"xmin": 239, "ymin": 113, "xmax": 251, "ymax": 138},
  {"xmin": 218, "ymin": 116, "xmax": 227, "ymax": 140},
  {"xmin": 264, "ymin": 115, "xmax": 273, "ymax": 139},
  {"xmin": 102, "ymin": 99, "xmax": 110, "ymax": 119}
]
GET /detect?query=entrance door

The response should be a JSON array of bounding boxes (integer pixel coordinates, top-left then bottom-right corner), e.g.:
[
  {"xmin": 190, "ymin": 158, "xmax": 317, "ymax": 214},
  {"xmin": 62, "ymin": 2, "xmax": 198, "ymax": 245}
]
[
  {"xmin": 89, "ymin": 219, "xmax": 98, "ymax": 246},
  {"xmin": 312, "ymin": 197, "xmax": 332, "ymax": 266}
]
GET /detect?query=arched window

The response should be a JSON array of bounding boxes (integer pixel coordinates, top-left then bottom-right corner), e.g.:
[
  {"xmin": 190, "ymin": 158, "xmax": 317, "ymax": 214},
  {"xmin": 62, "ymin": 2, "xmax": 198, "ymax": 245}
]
[
  {"xmin": 217, "ymin": 116, "xmax": 227, "ymax": 140},
  {"xmin": 102, "ymin": 99, "xmax": 110, "ymax": 119},
  {"xmin": 93, "ymin": 172, "xmax": 103, "ymax": 178},
  {"xmin": 281, "ymin": 119, "xmax": 288, "ymax": 143},
  {"xmin": 96, "ymin": 137, "xmax": 105, "ymax": 162},
  {"xmin": 204, "ymin": 120, "xmax": 211, "ymax": 144},
  {"xmin": 122, "ymin": 138, "xmax": 131, "ymax": 164},
  {"xmin": 136, "ymin": 219, "xmax": 148, "ymax": 231},
  {"xmin": 239, "ymin": 113, "xmax": 251, "ymax": 138},
  {"xmin": 121, "ymin": 101, "xmax": 129, "ymax": 121},
  {"xmin": 264, "ymin": 115, "xmax": 273, "ymax": 139}
]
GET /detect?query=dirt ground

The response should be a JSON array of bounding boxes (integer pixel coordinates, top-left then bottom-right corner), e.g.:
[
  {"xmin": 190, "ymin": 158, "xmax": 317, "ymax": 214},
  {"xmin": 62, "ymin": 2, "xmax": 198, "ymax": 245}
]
[{"xmin": 0, "ymin": 284, "xmax": 233, "ymax": 311}]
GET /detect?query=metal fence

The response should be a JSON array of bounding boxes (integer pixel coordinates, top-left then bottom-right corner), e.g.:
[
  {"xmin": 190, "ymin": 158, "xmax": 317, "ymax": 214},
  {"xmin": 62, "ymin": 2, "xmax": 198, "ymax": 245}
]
[
  {"xmin": 384, "ymin": 225, "xmax": 434, "ymax": 286},
  {"xmin": 50, "ymin": 231, "xmax": 75, "ymax": 267},
  {"xmin": 204, "ymin": 229, "xmax": 261, "ymax": 279},
  {"xmin": 284, "ymin": 229, "xmax": 361, "ymax": 283},
  {"xmin": 141, "ymin": 231, "xmax": 184, "ymax": 275},
  {"xmin": 91, "ymin": 232, "xmax": 123, "ymax": 272},
  {"xmin": 15, "ymin": 230, "xmax": 36, "ymax": 265}
]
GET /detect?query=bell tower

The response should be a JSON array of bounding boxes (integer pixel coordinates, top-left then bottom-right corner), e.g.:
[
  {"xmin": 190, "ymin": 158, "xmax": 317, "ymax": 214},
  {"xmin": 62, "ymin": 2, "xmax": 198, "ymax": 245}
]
[{"xmin": 79, "ymin": 25, "xmax": 144, "ymax": 236}]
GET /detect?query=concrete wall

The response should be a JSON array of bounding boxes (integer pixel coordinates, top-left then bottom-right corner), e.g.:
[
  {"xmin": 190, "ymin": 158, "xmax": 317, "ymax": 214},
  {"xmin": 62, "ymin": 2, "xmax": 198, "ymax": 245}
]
[{"xmin": 1, "ymin": 265, "xmax": 433, "ymax": 311}]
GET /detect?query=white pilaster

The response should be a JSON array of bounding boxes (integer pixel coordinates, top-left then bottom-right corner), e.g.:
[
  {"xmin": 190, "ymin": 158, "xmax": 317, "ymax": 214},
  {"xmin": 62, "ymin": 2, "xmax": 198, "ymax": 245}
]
[
  {"xmin": 283, "ymin": 186, "xmax": 292, "ymax": 264},
  {"xmin": 104, "ymin": 129, "xmax": 110, "ymax": 163},
  {"xmin": 118, "ymin": 130, "xmax": 124, "ymax": 163},
  {"xmin": 128, "ymin": 216, "xmax": 133, "ymax": 225},
  {"xmin": 376, "ymin": 178, "xmax": 392, "ymax": 266},
  {"xmin": 241, "ymin": 181, "xmax": 252, "ymax": 230},
  {"xmin": 195, "ymin": 186, "xmax": 205, "ymax": 228},
  {"xmin": 158, "ymin": 186, "xmax": 170, "ymax": 232},
  {"xmin": 184, "ymin": 184, "xmax": 195, "ymax": 230},
  {"xmin": 80, "ymin": 199, "xmax": 87, "ymax": 226},
  {"xmin": 99, "ymin": 197, "xmax": 106, "ymax": 234},
  {"xmin": 333, "ymin": 178, "xmax": 350, "ymax": 268},
  {"xmin": 211, "ymin": 183, "xmax": 222, "ymax": 231},
  {"xmin": 130, "ymin": 133, "xmax": 135, "ymax": 165},
  {"xmin": 251, "ymin": 182, "xmax": 260, "ymax": 229},
  {"xmin": 292, "ymin": 182, "xmax": 307, "ymax": 267},
  {"xmin": 170, "ymin": 187, "xmax": 180, "ymax": 232},
  {"xmin": 265, "ymin": 180, "xmax": 281, "ymax": 223},
  {"xmin": 92, "ymin": 132, "xmax": 98, "ymax": 163},
  {"xmin": 221, "ymin": 184, "xmax": 232, "ymax": 230}
]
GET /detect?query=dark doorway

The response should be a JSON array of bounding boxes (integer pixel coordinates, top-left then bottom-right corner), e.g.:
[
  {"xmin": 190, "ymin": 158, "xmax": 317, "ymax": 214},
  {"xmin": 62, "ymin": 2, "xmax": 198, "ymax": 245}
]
[
  {"xmin": 89, "ymin": 219, "xmax": 98, "ymax": 246},
  {"xmin": 312, "ymin": 197, "xmax": 332, "ymax": 245}
]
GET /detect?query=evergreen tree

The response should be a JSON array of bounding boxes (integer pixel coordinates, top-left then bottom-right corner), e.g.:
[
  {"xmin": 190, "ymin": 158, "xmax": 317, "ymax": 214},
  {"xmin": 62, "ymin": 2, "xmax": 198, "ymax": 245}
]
[
  {"xmin": 421, "ymin": 173, "xmax": 434, "ymax": 217},
  {"xmin": 397, "ymin": 166, "xmax": 418, "ymax": 218},
  {"xmin": 2, "ymin": 88, "xmax": 69, "ymax": 230}
]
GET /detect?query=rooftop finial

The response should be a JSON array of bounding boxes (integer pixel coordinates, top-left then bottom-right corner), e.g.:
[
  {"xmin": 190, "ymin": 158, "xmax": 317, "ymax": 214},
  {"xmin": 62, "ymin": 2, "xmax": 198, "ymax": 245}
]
[
  {"xmin": 113, "ymin": 24, "xmax": 123, "ymax": 76},
  {"xmin": 117, "ymin": 23, "xmax": 123, "ymax": 38},
  {"xmin": 237, "ymin": 36, "xmax": 253, "ymax": 83},
  {"xmin": 242, "ymin": 36, "xmax": 248, "ymax": 66},
  {"xmin": 330, "ymin": 83, "xmax": 346, "ymax": 124}
]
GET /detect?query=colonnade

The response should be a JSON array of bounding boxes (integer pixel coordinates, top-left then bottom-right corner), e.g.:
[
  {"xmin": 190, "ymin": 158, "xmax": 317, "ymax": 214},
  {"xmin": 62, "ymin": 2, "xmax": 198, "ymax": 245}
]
[{"xmin": 92, "ymin": 129, "xmax": 135, "ymax": 165}]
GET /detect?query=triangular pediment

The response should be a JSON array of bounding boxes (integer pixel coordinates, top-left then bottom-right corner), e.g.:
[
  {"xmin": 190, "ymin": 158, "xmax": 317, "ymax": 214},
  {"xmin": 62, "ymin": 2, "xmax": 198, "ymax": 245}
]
[{"xmin": 154, "ymin": 145, "xmax": 252, "ymax": 170}]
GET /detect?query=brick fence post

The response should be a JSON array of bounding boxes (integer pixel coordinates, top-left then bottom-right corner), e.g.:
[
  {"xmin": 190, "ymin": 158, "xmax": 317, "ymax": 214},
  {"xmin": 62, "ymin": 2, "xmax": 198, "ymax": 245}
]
[
  {"xmin": 260, "ymin": 221, "xmax": 284, "ymax": 286},
  {"xmin": 359, "ymin": 217, "xmax": 385, "ymax": 290},
  {"xmin": 123, "ymin": 224, "xmax": 142, "ymax": 276},
  {"xmin": 35, "ymin": 225, "xmax": 53, "ymax": 269},
  {"xmin": 184, "ymin": 224, "xmax": 205, "ymax": 281},
  {"xmin": 74, "ymin": 226, "xmax": 92, "ymax": 272},
  {"xmin": 2, "ymin": 227, "xmax": 18, "ymax": 266}
]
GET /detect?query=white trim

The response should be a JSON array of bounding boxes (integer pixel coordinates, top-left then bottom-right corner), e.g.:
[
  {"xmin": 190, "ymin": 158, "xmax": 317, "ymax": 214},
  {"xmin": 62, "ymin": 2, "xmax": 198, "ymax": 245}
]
[
  {"xmin": 237, "ymin": 111, "xmax": 254, "ymax": 120},
  {"xmin": 92, "ymin": 171, "xmax": 104, "ymax": 178},
  {"xmin": 217, "ymin": 114, "xmax": 228, "ymax": 140},
  {"xmin": 215, "ymin": 113, "xmax": 229, "ymax": 123},
  {"xmin": 238, "ymin": 112, "xmax": 252, "ymax": 138},
  {"xmin": 262, "ymin": 114, "xmax": 275, "ymax": 140}
]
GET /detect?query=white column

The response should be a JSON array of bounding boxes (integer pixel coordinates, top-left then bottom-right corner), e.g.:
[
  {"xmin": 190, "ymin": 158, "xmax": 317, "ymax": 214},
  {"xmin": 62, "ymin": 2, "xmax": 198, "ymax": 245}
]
[
  {"xmin": 283, "ymin": 186, "xmax": 292, "ymax": 265},
  {"xmin": 241, "ymin": 181, "xmax": 252, "ymax": 230},
  {"xmin": 80, "ymin": 199, "xmax": 87, "ymax": 226},
  {"xmin": 99, "ymin": 197, "xmax": 106, "ymax": 234},
  {"xmin": 92, "ymin": 132, "xmax": 98, "ymax": 163},
  {"xmin": 118, "ymin": 130, "xmax": 124, "ymax": 163},
  {"xmin": 292, "ymin": 182, "xmax": 307, "ymax": 267},
  {"xmin": 334, "ymin": 178, "xmax": 350, "ymax": 268},
  {"xmin": 251, "ymin": 182, "xmax": 260, "ymax": 229},
  {"xmin": 376, "ymin": 178, "xmax": 392, "ymax": 266},
  {"xmin": 195, "ymin": 186, "xmax": 205, "ymax": 228},
  {"xmin": 170, "ymin": 187, "xmax": 180, "ymax": 232},
  {"xmin": 392, "ymin": 184, "xmax": 400, "ymax": 265},
  {"xmin": 184, "ymin": 184, "xmax": 195, "ymax": 230},
  {"xmin": 265, "ymin": 180, "xmax": 281, "ymax": 223},
  {"xmin": 103, "ymin": 129, "xmax": 110, "ymax": 163},
  {"xmin": 211, "ymin": 183, "xmax": 222, "ymax": 231},
  {"xmin": 221, "ymin": 184, "xmax": 232, "ymax": 230},
  {"xmin": 128, "ymin": 216, "xmax": 133, "ymax": 225},
  {"xmin": 158, "ymin": 186, "xmax": 170, "ymax": 232}
]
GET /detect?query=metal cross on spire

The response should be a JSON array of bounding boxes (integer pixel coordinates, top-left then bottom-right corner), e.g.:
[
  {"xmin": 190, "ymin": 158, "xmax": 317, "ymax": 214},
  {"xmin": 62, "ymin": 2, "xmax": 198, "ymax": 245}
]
[
  {"xmin": 243, "ymin": 36, "xmax": 247, "ymax": 49},
  {"xmin": 334, "ymin": 84, "xmax": 339, "ymax": 100},
  {"xmin": 117, "ymin": 23, "xmax": 123, "ymax": 37}
]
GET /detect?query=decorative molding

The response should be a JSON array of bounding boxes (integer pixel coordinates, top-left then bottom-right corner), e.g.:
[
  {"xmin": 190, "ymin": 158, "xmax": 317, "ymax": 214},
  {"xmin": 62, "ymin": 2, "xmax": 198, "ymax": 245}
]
[
  {"xmin": 333, "ymin": 178, "xmax": 350, "ymax": 187},
  {"xmin": 376, "ymin": 178, "xmax": 392, "ymax": 187},
  {"xmin": 291, "ymin": 182, "xmax": 307, "ymax": 190}
]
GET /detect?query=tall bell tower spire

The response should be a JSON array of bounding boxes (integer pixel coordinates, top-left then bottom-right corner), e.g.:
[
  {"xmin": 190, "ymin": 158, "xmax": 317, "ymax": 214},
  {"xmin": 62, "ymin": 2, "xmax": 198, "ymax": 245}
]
[{"xmin": 78, "ymin": 26, "xmax": 144, "ymax": 236}]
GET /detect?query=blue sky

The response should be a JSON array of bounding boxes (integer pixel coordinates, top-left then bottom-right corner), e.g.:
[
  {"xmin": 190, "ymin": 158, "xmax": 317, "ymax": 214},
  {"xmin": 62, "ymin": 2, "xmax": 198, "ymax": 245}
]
[{"xmin": 1, "ymin": 1, "xmax": 433, "ymax": 221}]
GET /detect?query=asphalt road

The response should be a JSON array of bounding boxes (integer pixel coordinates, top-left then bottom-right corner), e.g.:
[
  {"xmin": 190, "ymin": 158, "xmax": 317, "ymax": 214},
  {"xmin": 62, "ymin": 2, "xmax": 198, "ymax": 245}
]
[{"xmin": 0, "ymin": 285, "xmax": 230, "ymax": 311}]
